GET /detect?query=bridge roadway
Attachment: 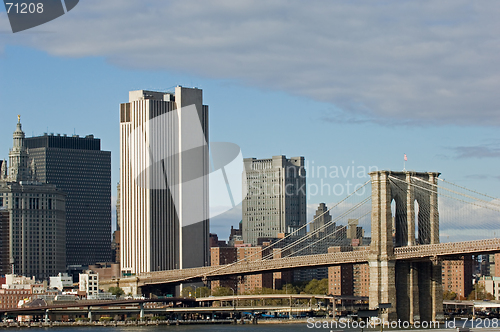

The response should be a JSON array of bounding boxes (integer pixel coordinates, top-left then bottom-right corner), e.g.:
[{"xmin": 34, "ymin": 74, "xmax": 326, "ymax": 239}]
[
  {"xmin": 2, "ymin": 294, "xmax": 348, "ymax": 318},
  {"xmin": 1, "ymin": 298, "xmax": 195, "ymax": 315},
  {"xmin": 195, "ymin": 294, "xmax": 360, "ymax": 303},
  {"xmin": 102, "ymin": 238, "xmax": 500, "ymax": 288},
  {"xmin": 4, "ymin": 305, "xmax": 318, "ymax": 317}
]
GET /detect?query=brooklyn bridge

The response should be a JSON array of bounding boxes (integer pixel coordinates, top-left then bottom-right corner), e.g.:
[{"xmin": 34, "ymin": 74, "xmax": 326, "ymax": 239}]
[{"xmin": 102, "ymin": 170, "xmax": 500, "ymax": 323}]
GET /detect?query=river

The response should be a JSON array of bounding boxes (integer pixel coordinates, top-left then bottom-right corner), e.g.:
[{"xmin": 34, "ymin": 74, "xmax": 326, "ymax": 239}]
[{"xmin": 2, "ymin": 318, "xmax": 499, "ymax": 331}]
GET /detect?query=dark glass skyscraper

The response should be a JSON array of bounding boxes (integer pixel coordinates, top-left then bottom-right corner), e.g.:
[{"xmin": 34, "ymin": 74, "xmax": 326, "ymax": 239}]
[
  {"xmin": 0, "ymin": 208, "xmax": 10, "ymax": 275},
  {"xmin": 24, "ymin": 134, "xmax": 111, "ymax": 266}
]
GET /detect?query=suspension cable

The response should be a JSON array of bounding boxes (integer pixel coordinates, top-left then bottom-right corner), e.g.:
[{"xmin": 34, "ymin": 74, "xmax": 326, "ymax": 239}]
[{"xmin": 200, "ymin": 180, "xmax": 371, "ymax": 278}]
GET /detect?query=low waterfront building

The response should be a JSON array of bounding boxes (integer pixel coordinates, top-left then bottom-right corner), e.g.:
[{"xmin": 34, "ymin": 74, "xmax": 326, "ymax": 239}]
[
  {"xmin": 79, "ymin": 271, "xmax": 99, "ymax": 297},
  {"xmin": 0, "ymin": 274, "xmax": 46, "ymax": 310},
  {"xmin": 49, "ymin": 273, "xmax": 73, "ymax": 291},
  {"xmin": 88, "ymin": 262, "xmax": 120, "ymax": 280},
  {"xmin": 0, "ymin": 287, "xmax": 32, "ymax": 309},
  {"xmin": 477, "ymin": 276, "xmax": 500, "ymax": 300}
]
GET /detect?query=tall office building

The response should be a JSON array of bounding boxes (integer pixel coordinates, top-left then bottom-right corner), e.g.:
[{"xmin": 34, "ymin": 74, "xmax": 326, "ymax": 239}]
[
  {"xmin": 24, "ymin": 132, "xmax": 111, "ymax": 267},
  {"xmin": 120, "ymin": 87, "xmax": 209, "ymax": 275},
  {"xmin": 309, "ymin": 202, "xmax": 334, "ymax": 234},
  {"xmin": 0, "ymin": 208, "xmax": 10, "ymax": 275},
  {"xmin": 0, "ymin": 118, "xmax": 66, "ymax": 279},
  {"xmin": 242, "ymin": 156, "xmax": 306, "ymax": 245}
]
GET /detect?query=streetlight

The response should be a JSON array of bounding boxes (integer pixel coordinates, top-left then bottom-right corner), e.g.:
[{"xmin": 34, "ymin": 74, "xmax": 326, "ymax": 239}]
[{"xmin": 229, "ymin": 287, "xmax": 235, "ymax": 309}]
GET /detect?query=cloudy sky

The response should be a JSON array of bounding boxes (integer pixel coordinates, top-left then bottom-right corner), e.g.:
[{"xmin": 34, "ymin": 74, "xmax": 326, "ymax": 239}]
[{"xmin": 1, "ymin": 1, "xmax": 499, "ymax": 239}]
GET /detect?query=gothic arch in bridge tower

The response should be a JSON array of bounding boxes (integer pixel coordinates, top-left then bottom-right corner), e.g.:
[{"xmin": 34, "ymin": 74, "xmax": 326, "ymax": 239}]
[{"xmin": 368, "ymin": 170, "xmax": 444, "ymax": 323}]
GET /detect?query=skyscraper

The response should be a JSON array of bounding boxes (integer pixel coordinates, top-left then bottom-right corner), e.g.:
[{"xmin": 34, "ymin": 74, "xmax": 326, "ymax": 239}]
[
  {"xmin": 309, "ymin": 202, "xmax": 334, "ymax": 233},
  {"xmin": 0, "ymin": 208, "xmax": 10, "ymax": 275},
  {"xmin": 24, "ymin": 132, "xmax": 111, "ymax": 266},
  {"xmin": 242, "ymin": 155, "xmax": 306, "ymax": 245},
  {"xmin": 120, "ymin": 87, "xmax": 209, "ymax": 275},
  {"xmin": 0, "ymin": 118, "xmax": 66, "ymax": 279}
]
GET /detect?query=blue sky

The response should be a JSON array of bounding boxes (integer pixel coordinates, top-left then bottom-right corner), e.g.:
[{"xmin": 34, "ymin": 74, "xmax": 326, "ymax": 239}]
[{"xmin": 1, "ymin": 1, "xmax": 499, "ymax": 240}]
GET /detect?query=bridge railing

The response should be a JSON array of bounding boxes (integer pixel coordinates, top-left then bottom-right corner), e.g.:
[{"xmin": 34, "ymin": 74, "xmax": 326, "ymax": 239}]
[
  {"xmin": 394, "ymin": 238, "xmax": 500, "ymax": 259},
  {"xmin": 107, "ymin": 239, "xmax": 500, "ymax": 287},
  {"xmin": 132, "ymin": 247, "xmax": 371, "ymax": 284}
]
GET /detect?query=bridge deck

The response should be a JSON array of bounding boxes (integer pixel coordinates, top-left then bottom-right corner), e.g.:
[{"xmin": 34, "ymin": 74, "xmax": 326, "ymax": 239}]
[{"xmin": 102, "ymin": 239, "xmax": 500, "ymax": 287}]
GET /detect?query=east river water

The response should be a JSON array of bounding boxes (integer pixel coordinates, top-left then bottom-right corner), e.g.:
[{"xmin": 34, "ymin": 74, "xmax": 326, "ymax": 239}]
[
  {"xmin": 2, "ymin": 320, "xmax": 499, "ymax": 332},
  {"xmin": 1, "ymin": 324, "xmax": 314, "ymax": 332}
]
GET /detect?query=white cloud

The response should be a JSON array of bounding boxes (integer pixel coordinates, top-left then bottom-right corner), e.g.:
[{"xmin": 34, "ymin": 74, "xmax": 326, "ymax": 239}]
[
  {"xmin": 2, "ymin": 0, "xmax": 500, "ymax": 125},
  {"xmin": 439, "ymin": 196, "xmax": 500, "ymax": 237}
]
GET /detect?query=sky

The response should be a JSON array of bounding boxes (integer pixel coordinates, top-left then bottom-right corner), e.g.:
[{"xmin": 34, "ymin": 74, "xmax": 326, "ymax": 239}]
[{"xmin": 1, "ymin": 1, "xmax": 499, "ymax": 240}]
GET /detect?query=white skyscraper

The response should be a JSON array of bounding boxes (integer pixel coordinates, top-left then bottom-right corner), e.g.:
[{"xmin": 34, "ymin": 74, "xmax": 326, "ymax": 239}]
[{"xmin": 120, "ymin": 86, "xmax": 209, "ymax": 275}]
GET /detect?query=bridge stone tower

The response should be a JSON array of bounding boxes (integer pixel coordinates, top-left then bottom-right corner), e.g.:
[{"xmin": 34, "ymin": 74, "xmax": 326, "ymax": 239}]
[{"xmin": 369, "ymin": 171, "xmax": 443, "ymax": 322}]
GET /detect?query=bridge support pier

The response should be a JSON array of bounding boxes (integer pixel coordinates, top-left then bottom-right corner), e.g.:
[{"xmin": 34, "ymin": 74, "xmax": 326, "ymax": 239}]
[
  {"xmin": 431, "ymin": 258, "xmax": 444, "ymax": 321},
  {"xmin": 396, "ymin": 261, "xmax": 420, "ymax": 324},
  {"xmin": 368, "ymin": 259, "xmax": 397, "ymax": 320},
  {"xmin": 369, "ymin": 171, "xmax": 444, "ymax": 322},
  {"xmin": 369, "ymin": 171, "xmax": 397, "ymax": 320}
]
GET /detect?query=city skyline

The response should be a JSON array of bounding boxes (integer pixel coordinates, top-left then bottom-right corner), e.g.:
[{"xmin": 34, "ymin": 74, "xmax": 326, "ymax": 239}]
[{"xmin": 1, "ymin": 1, "xmax": 500, "ymax": 240}]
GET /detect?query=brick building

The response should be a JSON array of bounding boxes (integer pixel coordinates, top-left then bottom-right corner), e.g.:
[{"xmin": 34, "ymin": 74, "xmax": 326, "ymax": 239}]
[
  {"xmin": 0, "ymin": 288, "xmax": 32, "ymax": 309},
  {"xmin": 0, "ymin": 275, "xmax": 44, "ymax": 310},
  {"xmin": 442, "ymin": 255, "xmax": 473, "ymax": 299},
  {"xmin": 328, "ymin": 247, "xmax": 353, "ymax": 296},
  {"xmin": 237, "ymin": 246, "xmax": 273, "ymax": 294},
  {"xmin": 272, "ymin": 248, "xmax": 293, "ymax": 290},
  {"xmin": 210, "ymin": 247, "xmax": 238, "ymax": 291},
  {"xmin": 352, "ymin": 263, "xmax": 370, "ymax": 297},
  {"xmin": 327, "ymin": 245, "xmax": 371, "ymax": 297},
  {"xmin": 210, "ymin": 245, "xmax": 276, "ymax": 294}
]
